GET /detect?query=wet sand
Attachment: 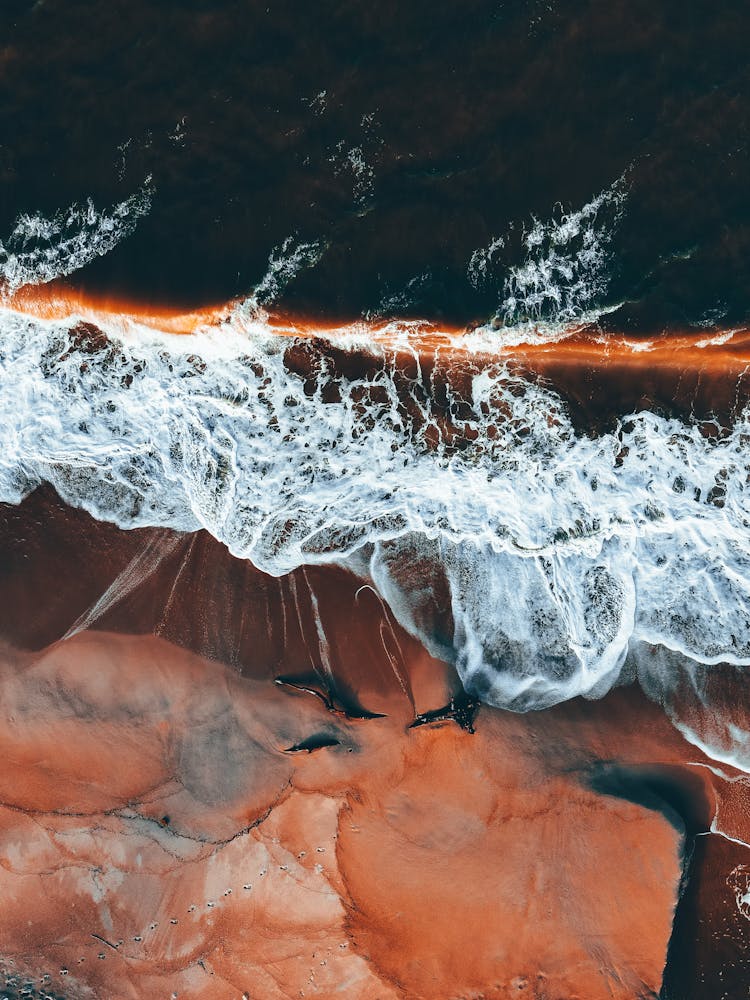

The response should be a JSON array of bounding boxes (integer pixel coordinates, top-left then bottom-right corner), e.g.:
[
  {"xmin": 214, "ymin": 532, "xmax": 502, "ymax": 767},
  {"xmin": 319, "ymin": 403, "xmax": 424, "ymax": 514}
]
[{"xmin": 1, "ymin": 489, "xmax": 749, "ymax": 998}]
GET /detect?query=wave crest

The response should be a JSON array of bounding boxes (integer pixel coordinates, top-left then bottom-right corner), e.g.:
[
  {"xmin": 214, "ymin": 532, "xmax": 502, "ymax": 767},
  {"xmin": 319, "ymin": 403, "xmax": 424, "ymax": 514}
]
[
  {"xmin": 469, "ymin": 177, "xmax": 627, "ymax": 338},
  {"xmin": 0, "ymin": 181, "xmax": 153, "ymax": 292}
]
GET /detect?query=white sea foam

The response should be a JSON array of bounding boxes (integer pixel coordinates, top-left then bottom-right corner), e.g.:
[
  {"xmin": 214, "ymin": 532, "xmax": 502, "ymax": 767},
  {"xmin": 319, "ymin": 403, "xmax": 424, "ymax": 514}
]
[
  {"xmin": 637, "ymin": 647, "xmax": 750, "ymax": 772},
  {"xmin": 500, "ymin": 179, "xmax": 626, "ymax": 325},
  {"xmin": 231, "ymin": 236, "xmax": 325, "ymax": 325},
  {"xmin": 0, "ymin": 182, "xmax": 153, "ymax": 292},
  {"xmin": 468, "ymin": 236, "xmax": 505, "ymax": 290},
  {"xmin": 248, "ymin": 236, "xmax": 325, "ymax": 309},
  {"xmin": 1, "ymin": 304, "xmax": 750, "ymax": 764},
  {"xmin": 468, "ymin": 178, "xmax": 627, "ymax": 342},
  {"xmin": 727, "ymin": 865, "xmax": 750, "ymax": 919}
]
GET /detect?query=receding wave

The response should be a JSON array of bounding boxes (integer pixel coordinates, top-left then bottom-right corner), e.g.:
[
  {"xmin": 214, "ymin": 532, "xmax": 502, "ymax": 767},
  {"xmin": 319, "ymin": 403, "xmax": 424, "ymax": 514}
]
[{"xmin": 2, "ymin": 303, "xmax": 750, "ymax": 770}]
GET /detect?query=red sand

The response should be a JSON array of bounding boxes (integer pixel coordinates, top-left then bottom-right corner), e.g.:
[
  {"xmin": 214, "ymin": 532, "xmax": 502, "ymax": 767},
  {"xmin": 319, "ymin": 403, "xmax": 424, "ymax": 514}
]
[
  {"xmin": 2, "ymin": 295, "xmax": 750, "ymax": 997},
  {"xmin": 0, "ymin": 628, "xmax": 683, "ymax": 1000},
  {"xmin": 1, "ymin": 490, "xmax": 749, "ymax": 998}
]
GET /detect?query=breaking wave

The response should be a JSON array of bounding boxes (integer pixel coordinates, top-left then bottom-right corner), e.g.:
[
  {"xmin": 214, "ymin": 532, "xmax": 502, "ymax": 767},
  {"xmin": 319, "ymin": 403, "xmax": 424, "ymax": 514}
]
[
  {"xmin": 241, "ymin": 235, "xmax": 325, "ymax": 312},
  {"xmin": 2, "ymin": 305, "xmax": 750, "ymax": 770},
  {"xmin": 469, "ymin": 176, "xmax": 627, "ymax": 342},
  {"xmin": 0, "ymin": 181, "xmax": 153, "ymax": 292}
]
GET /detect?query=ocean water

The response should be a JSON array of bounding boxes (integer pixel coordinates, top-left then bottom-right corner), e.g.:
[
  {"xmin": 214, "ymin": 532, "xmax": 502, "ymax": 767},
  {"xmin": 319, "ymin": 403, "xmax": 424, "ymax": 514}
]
[
  {"xmin": 2, "ymin": 2, "xmax": 750, "ymax": 995},
  {"xmin": 0, "ymin": 0, "xmax": 748, "ymax": 330},
  {"xmin": 2, "ymin": 222, "xmax": 750, "ymax": 771}
]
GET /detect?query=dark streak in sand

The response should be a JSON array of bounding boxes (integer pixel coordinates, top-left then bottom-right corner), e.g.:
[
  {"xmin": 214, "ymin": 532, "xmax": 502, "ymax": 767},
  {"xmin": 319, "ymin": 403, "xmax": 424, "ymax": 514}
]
[
  {"xmin": 275, "ymin": 673, "xmax": 387, "ymax": 721},
  {"xmin": 283, "ymin": 733, "xmax": 343, "ymax": 754},
  {"xmin": 409, "ymin": 690, "xmax": 481, "ymax": 734}
]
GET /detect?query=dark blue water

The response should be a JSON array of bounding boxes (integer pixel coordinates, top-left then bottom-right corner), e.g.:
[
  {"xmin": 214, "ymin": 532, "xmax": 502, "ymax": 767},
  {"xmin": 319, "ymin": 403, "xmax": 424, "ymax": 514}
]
[{"xmin": 0, "ymin": 0, "xmax": 748, "ymax": 332}]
